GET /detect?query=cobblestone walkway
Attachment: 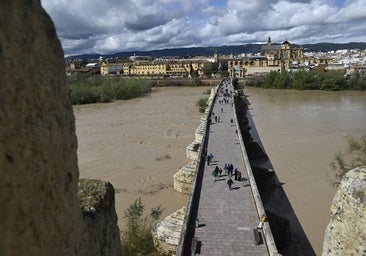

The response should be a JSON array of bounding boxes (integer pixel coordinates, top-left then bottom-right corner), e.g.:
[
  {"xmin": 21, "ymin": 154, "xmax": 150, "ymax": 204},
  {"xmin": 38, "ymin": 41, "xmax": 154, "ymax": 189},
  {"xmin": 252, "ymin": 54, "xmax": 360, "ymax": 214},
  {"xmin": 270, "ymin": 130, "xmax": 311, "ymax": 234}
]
[{"xmin": 193, "ymin": 83, "xmax": 269, "ymax": 256}]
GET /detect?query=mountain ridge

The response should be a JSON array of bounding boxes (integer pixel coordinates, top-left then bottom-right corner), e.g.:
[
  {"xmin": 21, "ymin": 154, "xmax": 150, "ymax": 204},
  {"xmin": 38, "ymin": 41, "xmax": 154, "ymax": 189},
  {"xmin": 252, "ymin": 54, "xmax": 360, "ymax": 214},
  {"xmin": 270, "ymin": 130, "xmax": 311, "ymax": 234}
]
[{"xmin": 66, "ymin": 42, "xmax": 366, "ymax": 60}]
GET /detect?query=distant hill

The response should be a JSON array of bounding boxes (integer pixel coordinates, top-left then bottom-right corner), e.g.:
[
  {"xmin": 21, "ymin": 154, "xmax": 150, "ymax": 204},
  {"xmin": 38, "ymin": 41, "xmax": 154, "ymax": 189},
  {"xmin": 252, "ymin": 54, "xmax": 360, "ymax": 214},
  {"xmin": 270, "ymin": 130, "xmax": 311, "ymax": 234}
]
[
  {"xmin": 66, "ymin": 42, "xmax": 366, "ymax": 60},
  {"xmin": 302, "ymin": 42, "xmax": 366, "ymax": 52}
]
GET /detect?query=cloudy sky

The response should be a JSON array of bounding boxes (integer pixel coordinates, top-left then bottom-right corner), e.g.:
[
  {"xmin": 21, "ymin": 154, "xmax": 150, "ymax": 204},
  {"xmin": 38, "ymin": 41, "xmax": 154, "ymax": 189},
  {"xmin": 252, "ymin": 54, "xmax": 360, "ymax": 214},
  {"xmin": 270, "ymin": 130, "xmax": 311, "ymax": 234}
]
[{"xmin": 41, "ymin": 0, "xmax": 366, "ymax": 56}]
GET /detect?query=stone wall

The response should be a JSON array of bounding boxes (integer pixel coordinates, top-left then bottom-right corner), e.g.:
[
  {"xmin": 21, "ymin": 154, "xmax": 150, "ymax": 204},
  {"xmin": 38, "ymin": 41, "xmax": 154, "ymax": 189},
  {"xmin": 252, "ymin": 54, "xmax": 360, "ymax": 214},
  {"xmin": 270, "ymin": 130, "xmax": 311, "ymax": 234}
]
[
  {"xmin": 322, "ymin": 166, "xmax": 366, "ymax": 255},
  {"xmin": 173, "ymin": 161, "xmax": 197, "ymax": 194},
  {"xmin": 152, "ymin": 207, "xmax": 186, "ymax": 255},
  {"xmin": 79, "ymin": 179, "xmax": 122, "ymax": 256},
  {"xmin": 0, "ymin": 1, "xmax": 121, "ymax": 255}
]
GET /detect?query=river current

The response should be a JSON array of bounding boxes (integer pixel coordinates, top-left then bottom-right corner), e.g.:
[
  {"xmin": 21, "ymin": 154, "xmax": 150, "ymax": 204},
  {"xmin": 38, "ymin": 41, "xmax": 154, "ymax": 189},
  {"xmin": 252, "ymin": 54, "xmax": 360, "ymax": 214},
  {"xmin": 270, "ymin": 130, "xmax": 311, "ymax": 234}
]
[{"xmin": 245, "ymin": 87, "xmax": 366, "ymax": 254}]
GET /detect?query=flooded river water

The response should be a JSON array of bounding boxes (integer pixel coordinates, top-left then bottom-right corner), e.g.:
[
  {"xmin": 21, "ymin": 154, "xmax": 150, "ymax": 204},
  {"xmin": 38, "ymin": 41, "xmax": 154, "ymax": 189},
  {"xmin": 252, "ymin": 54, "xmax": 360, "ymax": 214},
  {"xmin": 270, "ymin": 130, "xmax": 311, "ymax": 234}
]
[
  {"xmin": 246, "ymin": 87, "xmax": 366, "ymax": 254},
  {"xmin": 74, "ymin": 86, "xmax": 366, "ymax": 255}
]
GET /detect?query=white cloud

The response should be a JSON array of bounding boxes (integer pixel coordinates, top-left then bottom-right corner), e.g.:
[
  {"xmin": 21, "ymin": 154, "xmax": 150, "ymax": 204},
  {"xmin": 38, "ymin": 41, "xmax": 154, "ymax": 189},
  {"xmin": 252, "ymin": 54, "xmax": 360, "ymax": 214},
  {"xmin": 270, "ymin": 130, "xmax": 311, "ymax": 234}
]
[
  {"xmin": 326, "ymin": 0, "xmax": 366, "ymax": 23},
  {"xmin": 41, "ymin": 0, "xmax": 366, "ymax": 55}
]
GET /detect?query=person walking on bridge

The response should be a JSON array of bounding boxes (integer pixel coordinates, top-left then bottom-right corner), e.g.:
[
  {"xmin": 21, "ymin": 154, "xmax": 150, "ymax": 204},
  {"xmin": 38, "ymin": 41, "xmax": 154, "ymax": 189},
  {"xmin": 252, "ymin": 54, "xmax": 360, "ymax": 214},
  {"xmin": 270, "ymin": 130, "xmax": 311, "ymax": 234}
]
[
  {"xmin": 212, "ymin": 166, "xmax": 219, "ymax": 182},
  {"xmin": 227, "ymin": 178, "xmax": 234, "ymax": 190},
  {"xmin": 228, "ymin": 164, "xmax": 234, "ymax": 177},
  {"xmin": 209, "ymin": 153, "xmax": 214, "ymax": 162},
  {"xmin": 207, "ymin": 153, "xmax": 213, "ymax": 166}
]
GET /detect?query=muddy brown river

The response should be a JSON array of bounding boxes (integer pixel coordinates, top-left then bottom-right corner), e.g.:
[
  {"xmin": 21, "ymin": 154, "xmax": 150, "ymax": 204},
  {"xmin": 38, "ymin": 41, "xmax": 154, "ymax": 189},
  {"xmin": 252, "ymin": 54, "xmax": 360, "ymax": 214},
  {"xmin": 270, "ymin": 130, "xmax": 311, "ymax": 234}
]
[{"xmin": 74, "ymin": 86, "xmax": 366, "ymax": 255}]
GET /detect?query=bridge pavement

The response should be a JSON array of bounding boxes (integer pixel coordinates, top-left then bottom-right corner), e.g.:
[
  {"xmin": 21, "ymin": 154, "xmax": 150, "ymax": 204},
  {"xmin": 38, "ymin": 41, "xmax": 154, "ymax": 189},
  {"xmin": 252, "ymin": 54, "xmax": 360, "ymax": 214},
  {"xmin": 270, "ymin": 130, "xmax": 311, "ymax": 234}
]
[{"xmin": 193, "ymin": 84, "xmax": 269, "ymax": 255}]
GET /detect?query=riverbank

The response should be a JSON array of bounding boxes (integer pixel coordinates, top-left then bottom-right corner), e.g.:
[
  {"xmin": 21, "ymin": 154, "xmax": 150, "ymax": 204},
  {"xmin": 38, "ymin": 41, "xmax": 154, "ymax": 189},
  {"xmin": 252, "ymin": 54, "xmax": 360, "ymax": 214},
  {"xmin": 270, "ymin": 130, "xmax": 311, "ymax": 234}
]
[
  {"xmin": 245, "ymin": 71, "xmax": 366, "ymax": 90},
  {"xmin": 68, "ymin": 75, "xmax": 222, "ymax": 105}
]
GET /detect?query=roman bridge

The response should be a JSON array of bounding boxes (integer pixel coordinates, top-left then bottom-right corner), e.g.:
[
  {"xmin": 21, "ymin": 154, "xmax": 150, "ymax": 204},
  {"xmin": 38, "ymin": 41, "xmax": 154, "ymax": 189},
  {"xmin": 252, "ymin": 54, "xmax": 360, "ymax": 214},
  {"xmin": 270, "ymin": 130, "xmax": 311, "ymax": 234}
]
[{"xmin": 173, "ymin": 79, "xmax": 315, "ymax": 256}]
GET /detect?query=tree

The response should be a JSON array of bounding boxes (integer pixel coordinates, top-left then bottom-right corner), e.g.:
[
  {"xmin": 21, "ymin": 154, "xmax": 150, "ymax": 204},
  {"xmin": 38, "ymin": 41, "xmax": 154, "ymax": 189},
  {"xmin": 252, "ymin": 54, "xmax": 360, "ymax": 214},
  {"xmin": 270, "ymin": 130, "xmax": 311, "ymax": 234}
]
[
  {"xmin": 276, "ymin": 70, "xmax": 291, "ymax": 88},
  {"xmin": 121, "ymin": 198, "xmax": 163, "ymax": 255},
  {"xmin": 292, "ymin": 70, "xmax": 316, "ymax": 89},
  {"xmin": 261, "ymin": 71, "xmax": 278, "ymax": 88}
]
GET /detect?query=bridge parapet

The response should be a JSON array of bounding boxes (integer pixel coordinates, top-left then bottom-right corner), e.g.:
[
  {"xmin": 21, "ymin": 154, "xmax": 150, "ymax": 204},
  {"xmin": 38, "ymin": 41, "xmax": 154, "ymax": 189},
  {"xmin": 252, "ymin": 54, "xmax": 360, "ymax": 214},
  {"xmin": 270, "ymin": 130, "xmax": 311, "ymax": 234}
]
[{"xmin": 194, "ymin": 121, "xmax": 206, "ymax": 141}]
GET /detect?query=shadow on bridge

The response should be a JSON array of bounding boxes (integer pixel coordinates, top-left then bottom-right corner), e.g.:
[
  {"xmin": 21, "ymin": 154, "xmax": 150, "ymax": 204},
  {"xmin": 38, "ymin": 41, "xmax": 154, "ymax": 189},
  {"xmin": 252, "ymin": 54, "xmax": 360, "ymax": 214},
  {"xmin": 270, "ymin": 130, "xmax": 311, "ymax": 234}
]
[{"xmin": 235, "ymin": 89, "xmax": 315, "ymax": 256}]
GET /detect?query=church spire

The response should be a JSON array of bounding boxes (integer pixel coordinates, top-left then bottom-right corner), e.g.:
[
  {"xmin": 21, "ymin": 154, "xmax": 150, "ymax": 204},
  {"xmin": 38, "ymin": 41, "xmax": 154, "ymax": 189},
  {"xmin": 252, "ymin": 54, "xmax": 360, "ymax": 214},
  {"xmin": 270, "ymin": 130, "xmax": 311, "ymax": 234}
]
[{"xmin": 267, "ymin": 35, "xmax": 272, "ymax": 45}]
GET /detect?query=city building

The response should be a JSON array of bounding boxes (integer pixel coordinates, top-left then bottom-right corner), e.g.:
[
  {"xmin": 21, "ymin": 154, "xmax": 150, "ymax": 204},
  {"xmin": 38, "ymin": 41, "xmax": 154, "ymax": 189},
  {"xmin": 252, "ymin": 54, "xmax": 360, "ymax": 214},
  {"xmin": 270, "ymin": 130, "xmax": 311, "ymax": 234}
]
[
  {"xmin": 100, "ymin": 62, "xmax": 124, "ymax": 75},
  {"xmin": 228, "ymin": 37, "xmax": 305, "ymax": 78}
]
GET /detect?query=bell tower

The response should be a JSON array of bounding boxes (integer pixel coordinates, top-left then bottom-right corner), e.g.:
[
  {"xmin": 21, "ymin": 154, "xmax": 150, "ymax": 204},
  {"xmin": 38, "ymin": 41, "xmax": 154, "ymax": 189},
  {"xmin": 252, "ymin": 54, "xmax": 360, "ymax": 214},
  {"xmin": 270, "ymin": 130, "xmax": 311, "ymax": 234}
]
[
  {"xmin": 214, "ymin": 50, "xmax": 219, "ymax": 63},
  {"xmin": 267, "ymin": 35, "xmax": 272, "ymax": 46}
]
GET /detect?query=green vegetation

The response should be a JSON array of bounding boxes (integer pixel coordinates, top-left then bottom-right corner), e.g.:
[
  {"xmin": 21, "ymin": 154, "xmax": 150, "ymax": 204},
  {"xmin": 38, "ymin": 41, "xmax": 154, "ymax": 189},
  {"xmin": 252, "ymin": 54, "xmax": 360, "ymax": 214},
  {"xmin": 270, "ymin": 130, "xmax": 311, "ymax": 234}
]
[
  {"xmin": 330, "ymin": 132, "xmax": 366, "ymax": 186},
  {"xmin": 196, "ymin": 97, "xmax": 208, "ymax": 113},
  {"xmin": 121, "ymin": 198, "xmax": 164, "ymax": 256},
  {"xmin": 67, "ymin": 75, "xmax": 152, "ymax": 105},
  {"xmin": 247, "ymin": 70, "xmax": 366, "ymax": 91},
  {"xmin": 189, "ymin": 77, "xmax": 203, "ymax": 86}
]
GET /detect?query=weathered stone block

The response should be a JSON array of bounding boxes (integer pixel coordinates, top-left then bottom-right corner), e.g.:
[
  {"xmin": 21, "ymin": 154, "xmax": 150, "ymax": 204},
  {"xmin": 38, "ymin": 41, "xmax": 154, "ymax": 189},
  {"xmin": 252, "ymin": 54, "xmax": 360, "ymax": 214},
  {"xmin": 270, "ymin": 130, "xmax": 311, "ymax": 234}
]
[
  {"xmin": 173, "ymin": 161, "xmax": 197, "ymax": 194},
  {"xmin": 186, "ymin": 141, "xmax": 201, "ymax": 161},
  {"xmin": 195, "ymin": 122, "xmax": 206, "ymax": 141},
  {"xmin": 152, "ymin": 207, "xmax": 186, "ymax": 255},
  {"xmin": 322, "ymin": 166, "xmax": 366, "ymax": 256}
]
